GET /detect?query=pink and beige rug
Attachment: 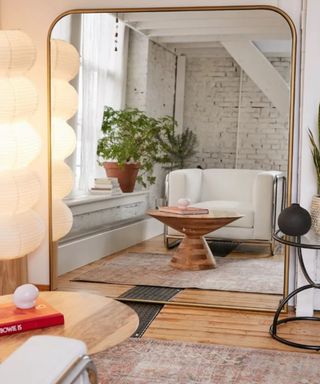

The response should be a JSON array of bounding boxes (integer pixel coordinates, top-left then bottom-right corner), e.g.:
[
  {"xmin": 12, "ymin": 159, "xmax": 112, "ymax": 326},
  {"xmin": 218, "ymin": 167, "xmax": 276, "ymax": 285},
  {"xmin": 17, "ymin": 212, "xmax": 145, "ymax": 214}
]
[
  {"xmin": 74, "ymin": 250, "xmax": 283, "ymax": 294},
  {"xmin": 93, "ymin": 338, "xmax": 319, "ymax": 384}
]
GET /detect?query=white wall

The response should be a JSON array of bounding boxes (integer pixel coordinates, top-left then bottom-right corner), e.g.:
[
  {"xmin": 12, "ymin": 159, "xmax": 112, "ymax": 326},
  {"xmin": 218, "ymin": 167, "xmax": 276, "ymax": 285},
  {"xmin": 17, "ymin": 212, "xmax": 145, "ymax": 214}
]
[
  {"xmin": 0, "ymin": 0, "xmax": 304, "ymax": 307},
  {"xmin": 296, "ymin": 0, "xmax": 320, "ymax": 315}
]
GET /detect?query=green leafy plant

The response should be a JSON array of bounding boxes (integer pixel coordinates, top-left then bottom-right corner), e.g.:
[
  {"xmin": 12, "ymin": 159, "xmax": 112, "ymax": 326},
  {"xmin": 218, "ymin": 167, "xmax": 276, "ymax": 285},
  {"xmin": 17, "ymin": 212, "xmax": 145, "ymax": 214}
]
[
  {"xmin": 157, "ymin": 126, "xmax": 198, "ymax": 171},
  {"xmin": 308, "ymin": 104, "xmax": 320, "ymax": 195},
  {"xmin": 97, "ymin": 106, "xmax": 173, "ymax": 187}
]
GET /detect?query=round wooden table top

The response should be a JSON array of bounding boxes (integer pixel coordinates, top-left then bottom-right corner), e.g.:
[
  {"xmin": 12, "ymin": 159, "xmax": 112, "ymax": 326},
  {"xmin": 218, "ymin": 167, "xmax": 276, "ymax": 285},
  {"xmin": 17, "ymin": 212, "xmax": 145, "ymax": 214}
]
[
  {"xmin": 0, "ymin": 291, "xmax": 139, "ymax": 361},
  {"xmin": 148, "ymin": 209, "xmax": 243, "ymax": 236}
]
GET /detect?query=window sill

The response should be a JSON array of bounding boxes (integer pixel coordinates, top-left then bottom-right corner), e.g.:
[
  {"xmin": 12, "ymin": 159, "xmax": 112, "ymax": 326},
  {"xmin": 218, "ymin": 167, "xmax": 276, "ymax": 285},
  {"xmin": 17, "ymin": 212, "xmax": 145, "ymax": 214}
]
[
  {"xmin": 63, "ymin": 190, "xmax": 150, "ymax": 216},
  {"xmin": 65, "ymin": 190, "xmax": 148, "ymax": 206}
]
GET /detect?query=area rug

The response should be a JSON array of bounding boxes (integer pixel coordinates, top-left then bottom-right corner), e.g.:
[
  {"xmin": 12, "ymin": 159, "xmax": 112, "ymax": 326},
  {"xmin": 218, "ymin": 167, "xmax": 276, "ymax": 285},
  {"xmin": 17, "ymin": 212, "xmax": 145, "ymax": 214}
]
[
  {"xmin": 73, "ymin": 250, "xmax": 283, "ymax": 294},
  {"xmin": 92, "ymin": 338, "xmax": 319, "ymax": 384}
]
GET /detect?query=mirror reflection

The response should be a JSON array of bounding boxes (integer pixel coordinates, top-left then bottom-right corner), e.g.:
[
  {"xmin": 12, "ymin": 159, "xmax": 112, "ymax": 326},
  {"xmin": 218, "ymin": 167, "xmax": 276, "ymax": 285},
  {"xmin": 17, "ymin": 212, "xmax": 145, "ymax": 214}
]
[{"xmin": 50, "ymin": 9, "xmax": 293, "ymax": 310}]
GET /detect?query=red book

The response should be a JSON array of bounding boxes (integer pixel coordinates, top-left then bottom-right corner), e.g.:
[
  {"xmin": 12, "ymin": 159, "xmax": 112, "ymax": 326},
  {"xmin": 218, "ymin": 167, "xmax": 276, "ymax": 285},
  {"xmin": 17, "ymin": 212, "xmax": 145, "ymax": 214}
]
[
  {"xmin": 0, "ymin": 298, "xmax": 64, "ymax": 336},
  {"xmin": 159, "ymin": 206, "xmax": 209, "ymax": 215}
]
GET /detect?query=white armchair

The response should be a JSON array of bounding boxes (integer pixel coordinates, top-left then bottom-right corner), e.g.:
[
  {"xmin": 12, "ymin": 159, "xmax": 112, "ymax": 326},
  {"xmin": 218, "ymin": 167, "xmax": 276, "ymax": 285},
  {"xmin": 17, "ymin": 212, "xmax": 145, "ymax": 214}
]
[
  {"xmin": 0, "ymin": 335, "xmax": 97, "ymax": 384},
  {"xmin": 165, "ymin": 168, "xmax": 286, "ymax": 254}
]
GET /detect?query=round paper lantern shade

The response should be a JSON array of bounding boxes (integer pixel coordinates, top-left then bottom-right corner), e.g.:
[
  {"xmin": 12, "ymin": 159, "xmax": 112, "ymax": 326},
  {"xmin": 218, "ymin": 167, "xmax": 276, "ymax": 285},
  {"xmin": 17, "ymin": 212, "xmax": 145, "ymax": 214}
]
[
  {"xmin": 52, "ymin": 161, "xmax": 74, "ymax": 199},
  {"xmin": 0, "ymin": 30, "xmax": 36, "ymax": 76},
  {"xmin": 0, "ymin": 77, "xmax": 38, "ymax": 123},
  {"xmin": 51, "ymin": 118, "xmax": 76, "ymax": 160},
  {"xmin": 0, "ymin": 122, "xmax": 41, "ymax": 171},
  {"xmin": 51, "ymin": 39, "xmax": 80, "ymax": 81},
  {"xmin": 51, "ymin": 79, "xmax": 78, "ymax": 120},
  {"xmin": 0, "ymin": 210, "xmax": 45, "ymax": 259},
  {"xmin": 52, "ymin": 199, "xmax": 73, "ymax": 241},
  {"xmin": 0, "ymin": 169, "xmax": 41, "ymax": 215}
]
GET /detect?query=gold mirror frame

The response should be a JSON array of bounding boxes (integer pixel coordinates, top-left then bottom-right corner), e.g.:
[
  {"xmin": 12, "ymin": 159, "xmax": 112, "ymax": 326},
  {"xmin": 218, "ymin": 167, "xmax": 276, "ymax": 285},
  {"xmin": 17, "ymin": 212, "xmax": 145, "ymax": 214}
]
[{"xmin": 47, "ymin": 5, "xmax": 297, "ymax": 312}]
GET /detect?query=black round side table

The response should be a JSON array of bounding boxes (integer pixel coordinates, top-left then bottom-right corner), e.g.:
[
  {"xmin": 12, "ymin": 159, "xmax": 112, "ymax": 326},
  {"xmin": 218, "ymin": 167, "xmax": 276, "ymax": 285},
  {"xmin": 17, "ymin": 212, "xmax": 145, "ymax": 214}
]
[{"xmin": 270, "ymin": 229, "xmax": 320, "ymax": 351}]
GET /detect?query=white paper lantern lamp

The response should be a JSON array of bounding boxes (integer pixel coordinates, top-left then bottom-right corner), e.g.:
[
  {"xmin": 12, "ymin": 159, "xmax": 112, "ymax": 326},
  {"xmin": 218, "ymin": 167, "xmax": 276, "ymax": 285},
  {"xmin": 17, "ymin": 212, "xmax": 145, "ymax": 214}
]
[
  {"xmin": 51, "ymin": 79, "xmax": 78, "ymax": 121},
  {"xmin": 0, "ymin": 77, "xmax": 38, "ymax": 123},
  {"xmin": 52, "ymin": 199, "xmax": 73, "ymax": 242},
  {"xmin": 52, "ymin": 160, "xmax": 74, "ymax": 199},
  {"xmin": 0, "ymin": 30, "xmax": 36, "ymax": 76},
  {"xmin": 51, "ymin": 118, "xmax": 76, "ymax": 160},
  {"xmin": 0, "ymin": 211, "xmax": 45, "ymax": 260},
  {"xmin": 0, "ymin": 169, "xmax": 41, "ymax": 215},
  {"xmin": 51, "ymin": 39, "xmax": 80, "ymax": 81},
  {"xmin": 0, "ymin": 30, "xmax": 44, "ymax": 288},
  {"xmin": 0, "ymin": 121, "xmax": 41, "ymax": 171}
]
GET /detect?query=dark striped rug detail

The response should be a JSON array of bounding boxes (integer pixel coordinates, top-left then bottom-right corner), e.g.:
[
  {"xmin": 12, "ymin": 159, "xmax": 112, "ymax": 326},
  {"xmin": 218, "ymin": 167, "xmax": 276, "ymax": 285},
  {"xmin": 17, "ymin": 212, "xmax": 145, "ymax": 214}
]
[
  {"xmin": 119, "ymin": 285, "xmax": 182, "ymax": 301},
  {"xmin": 122, "ymin": 302, "xmax": 163, "ymax": 338}
]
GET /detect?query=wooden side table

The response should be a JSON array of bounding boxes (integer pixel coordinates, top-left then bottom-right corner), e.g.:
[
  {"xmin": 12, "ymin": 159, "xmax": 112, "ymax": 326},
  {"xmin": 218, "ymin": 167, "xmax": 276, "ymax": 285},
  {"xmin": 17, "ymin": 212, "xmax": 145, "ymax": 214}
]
[
  {"xmin": 270, "ymin": 229, "xmax": 320, "ymax": 350},
  {"xmin": 0, "ymin": 291, "xmax": 139, "ymax": 361},
  {"xmin": 148, "ymin": 209, "xmax": 242, "ymax": 271}
]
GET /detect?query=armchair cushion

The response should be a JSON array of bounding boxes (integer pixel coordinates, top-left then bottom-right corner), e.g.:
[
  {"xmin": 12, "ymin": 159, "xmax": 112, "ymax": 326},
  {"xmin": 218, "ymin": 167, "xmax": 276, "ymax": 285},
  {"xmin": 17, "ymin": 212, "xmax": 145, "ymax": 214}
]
[{"xmin": 191, "ymin": 200, "xmax": 254, "ymax": 228}]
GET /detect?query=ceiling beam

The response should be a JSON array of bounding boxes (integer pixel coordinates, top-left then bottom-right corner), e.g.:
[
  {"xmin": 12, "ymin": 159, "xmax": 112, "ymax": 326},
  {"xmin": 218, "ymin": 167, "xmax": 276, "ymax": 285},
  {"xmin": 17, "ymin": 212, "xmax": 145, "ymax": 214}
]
[
  {"xmin": 145, "ymin": 26, "xmax": 290, "ymax": 38},
  {"xmin": 155, "ymin": 33, "xmax": 291, "ymax": 44},
  {"xmin": 121, "ymin": 10, "xmax": 282, "ymax": 22},
  {"xmin": 134, "ymin": 18, "xmax": 285, "ymax": 31},
  {"xmin": 221, "ymin": 40, "xmax": 290, "ymax": 116}
]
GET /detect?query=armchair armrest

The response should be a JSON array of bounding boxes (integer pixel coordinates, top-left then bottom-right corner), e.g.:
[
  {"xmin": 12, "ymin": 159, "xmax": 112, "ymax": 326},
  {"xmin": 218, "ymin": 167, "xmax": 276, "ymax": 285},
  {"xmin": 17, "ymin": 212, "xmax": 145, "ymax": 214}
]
[
  {"xmin": 253, "ymin": 171, "xmax": 284, "ymax": 240},
  {"xmin": 166, "ymin": 169, "xmax": 202, "ymax": 206},
  {"xmin": 0, "ymin": 335, "xmax": 97, "ymax": 384}
]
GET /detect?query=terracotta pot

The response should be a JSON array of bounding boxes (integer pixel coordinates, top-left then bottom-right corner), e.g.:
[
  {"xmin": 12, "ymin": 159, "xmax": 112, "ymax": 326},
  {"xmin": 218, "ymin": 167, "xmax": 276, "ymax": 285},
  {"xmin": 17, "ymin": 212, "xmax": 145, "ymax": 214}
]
[{"xmin": 103, "ymin": 162, "xmax": 139, "ymax": 193}]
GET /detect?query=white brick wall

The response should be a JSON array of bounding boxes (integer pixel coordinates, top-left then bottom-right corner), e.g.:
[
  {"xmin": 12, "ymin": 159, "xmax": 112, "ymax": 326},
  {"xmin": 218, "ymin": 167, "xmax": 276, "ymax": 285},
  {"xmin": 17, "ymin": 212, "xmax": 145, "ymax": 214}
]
[
  {"xmin": 125, "ymin": 31, "xmax": 176, "ymax": 204},
  {"xmin": 125, "ymin": 30, "xmax": 149, "ymax": 110},
  {"xmin": 184, "ymin": 48, "xmax": 290, "ymax": 172}
]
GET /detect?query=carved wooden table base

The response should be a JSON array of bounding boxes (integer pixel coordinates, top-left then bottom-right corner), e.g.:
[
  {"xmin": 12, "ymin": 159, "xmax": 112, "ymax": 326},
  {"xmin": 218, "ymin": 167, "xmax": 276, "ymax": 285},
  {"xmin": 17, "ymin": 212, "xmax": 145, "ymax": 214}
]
[{"xmin": 148, "ymin": 210, "xmax": 242, "ymax": 271}]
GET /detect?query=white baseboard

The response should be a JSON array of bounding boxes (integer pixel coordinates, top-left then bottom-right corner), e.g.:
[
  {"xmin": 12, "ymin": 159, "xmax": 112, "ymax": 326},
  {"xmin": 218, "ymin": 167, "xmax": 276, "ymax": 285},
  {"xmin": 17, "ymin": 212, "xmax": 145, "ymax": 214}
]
[{"xmin": 57, "ymin": 218, "xmax": 164, "ymax": 276}]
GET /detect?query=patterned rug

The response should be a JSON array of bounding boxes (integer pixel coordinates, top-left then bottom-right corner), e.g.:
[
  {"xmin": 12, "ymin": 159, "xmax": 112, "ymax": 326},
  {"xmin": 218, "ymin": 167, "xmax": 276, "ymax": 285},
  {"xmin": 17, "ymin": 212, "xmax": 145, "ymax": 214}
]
[
  {"xmin": 74, "ymin": 247, "xmax": 283, "ymax": 294},
  {"xmin": 92, "ymin": 338, "xmax": 319, "ymax": 384}
]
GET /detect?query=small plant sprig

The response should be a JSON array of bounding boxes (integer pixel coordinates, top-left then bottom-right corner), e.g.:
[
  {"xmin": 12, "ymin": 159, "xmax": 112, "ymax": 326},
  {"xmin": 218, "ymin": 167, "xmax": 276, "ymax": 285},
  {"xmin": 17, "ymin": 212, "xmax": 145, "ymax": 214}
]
[
  {"xmin": 308, "ymin": 104, "xmax": 320, "ymax": 195},
  {"xmin": 157, "ymin": 126, "xmax": 198, "ymax": 171}
]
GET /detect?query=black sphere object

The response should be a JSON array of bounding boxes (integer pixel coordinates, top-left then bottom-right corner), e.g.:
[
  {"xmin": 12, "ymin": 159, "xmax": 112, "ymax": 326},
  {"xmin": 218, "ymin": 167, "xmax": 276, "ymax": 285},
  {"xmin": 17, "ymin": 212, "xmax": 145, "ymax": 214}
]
[{"xmin": 278, "ymin": 203, "xmax": 312, "ymax": 236}]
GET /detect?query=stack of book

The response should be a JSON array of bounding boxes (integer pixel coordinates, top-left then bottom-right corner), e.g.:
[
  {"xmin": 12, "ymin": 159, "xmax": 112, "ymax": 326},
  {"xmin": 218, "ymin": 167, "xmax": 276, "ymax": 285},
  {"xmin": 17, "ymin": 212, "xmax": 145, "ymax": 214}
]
[
  {"xmin": 159, "ymin": 206, "xmax": 209, "ymax": 215},
  {"xmin": 0, "ymin": 298, "xmax": 64, "ymax": 336},
  {"xmin": 90, "ymin": 177, "xmax": 122, "ymax": 196}
]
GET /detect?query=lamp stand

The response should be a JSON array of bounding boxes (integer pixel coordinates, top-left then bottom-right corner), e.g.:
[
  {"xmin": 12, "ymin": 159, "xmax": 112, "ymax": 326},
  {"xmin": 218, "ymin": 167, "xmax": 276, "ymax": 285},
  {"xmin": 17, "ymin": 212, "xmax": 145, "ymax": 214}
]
[{"xmin": 0, "ymin": 256, "xmax": 28, "ymax": 295}]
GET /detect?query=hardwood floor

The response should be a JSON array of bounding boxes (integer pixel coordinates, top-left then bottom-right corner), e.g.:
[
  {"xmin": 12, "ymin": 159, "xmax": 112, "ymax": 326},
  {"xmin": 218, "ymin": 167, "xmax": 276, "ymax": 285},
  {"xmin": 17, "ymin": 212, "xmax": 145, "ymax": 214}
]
[{"xmin": 57, "ymin": 236, "xmax": 320, "ymax": 353}]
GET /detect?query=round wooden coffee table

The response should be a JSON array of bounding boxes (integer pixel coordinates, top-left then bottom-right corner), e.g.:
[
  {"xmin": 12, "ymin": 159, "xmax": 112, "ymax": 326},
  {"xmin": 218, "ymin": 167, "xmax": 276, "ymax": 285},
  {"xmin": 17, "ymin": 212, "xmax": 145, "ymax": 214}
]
[
  {"xmin": 148, "ymin": 209, "xmax": 242, "ymax": 271},
  {"xmin": 0, "ymin": 291, "xmax": 139, "ymax": 361}
]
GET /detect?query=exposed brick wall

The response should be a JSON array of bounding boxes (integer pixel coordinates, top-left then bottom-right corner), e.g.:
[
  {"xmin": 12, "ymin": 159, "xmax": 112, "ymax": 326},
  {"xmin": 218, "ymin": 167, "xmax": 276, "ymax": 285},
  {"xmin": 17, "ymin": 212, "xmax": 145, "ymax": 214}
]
[
  {"xmin": 184, "ymin": 55, "xmax": 240, "ymax": 169},
  {"xmin": 125, "ymin": 31, "xmax": 176, "ymax": 203},
  {"xmin": 184, "ymin": 49, "xmax": 290, "ymax": 173},
  {"xmin": 236, "ymin": 57, "xmax": 290, "ymax": 171},
  {"xmin": 125, "ymin": 30, "xmax": 149, "ymax": 111},
  {"xmin": 146, "ymin": 40, "xmax": 176, "ymax": 118}
]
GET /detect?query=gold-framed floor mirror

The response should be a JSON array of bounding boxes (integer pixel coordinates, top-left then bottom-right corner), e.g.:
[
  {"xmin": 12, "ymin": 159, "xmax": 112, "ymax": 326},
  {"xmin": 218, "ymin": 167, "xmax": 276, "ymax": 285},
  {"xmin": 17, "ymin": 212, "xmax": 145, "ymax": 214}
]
[{"xmin": 48, "ymin": 6, "xmax": 296, "ymax": 311}]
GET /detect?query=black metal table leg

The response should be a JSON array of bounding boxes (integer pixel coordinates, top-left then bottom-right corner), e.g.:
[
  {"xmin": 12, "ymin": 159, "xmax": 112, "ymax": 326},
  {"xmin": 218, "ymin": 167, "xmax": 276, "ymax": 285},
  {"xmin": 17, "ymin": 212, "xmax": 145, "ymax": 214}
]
[{"xmin": 269, "ymin": 284, "xmax": 320, "ymax": 351}]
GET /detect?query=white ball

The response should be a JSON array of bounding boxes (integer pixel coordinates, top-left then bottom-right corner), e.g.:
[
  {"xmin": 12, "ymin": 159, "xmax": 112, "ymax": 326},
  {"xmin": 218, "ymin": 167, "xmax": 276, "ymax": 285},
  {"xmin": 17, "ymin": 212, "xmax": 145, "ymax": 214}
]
[
  {"xmin": 177, "ymin": 198, "xmax": 191, "ymax": 208},
  {"xmin": 13, "ymin": 284, "xmax": 39, "ymax": 309}
]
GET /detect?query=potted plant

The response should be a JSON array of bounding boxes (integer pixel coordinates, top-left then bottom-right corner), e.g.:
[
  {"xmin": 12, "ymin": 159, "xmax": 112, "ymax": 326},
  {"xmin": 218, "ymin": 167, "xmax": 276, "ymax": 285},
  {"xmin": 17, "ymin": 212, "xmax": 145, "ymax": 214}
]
[
  {"xmin": 97, "ymin": 106, "xmax": 173, "ymax": 192},
  {"xmin": 308, "ymin": 104, "xmax": 320, "ymax": 234},
  {"xmin": 156, "ymin": 126, "xmax": 198, "ymax": 171}
]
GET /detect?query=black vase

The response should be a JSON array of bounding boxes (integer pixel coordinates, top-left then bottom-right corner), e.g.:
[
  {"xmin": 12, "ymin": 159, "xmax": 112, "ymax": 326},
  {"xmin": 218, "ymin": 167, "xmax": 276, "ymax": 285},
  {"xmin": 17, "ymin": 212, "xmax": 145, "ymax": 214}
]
[{"xmin": 278, "ymin": 203, "xmax": 312, "ymax": 236}]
